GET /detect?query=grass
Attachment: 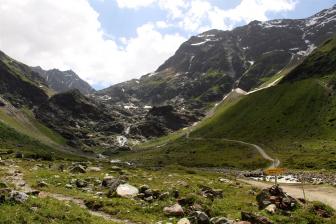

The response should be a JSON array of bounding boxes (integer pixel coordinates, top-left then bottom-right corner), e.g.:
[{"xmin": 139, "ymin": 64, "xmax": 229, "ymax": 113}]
[
  {"xmin": 118, "ymin": 138, "xmax": 268, "ymax": 169},
  {"xmin": 191, "ymin": 79, "xmax": 336, "ymax": 169},
  {"xmin": 0, "ymin": 121, "xmax": 81, "ymax": 161},
  {"xmin": 0, "ymin": 197, "xmax": 114, "ymax": 224},
  {"xmin": 10, "ymin": 159, "xmax": 335, "ymax": 224},
  {"xmin": 0, "ymin": 107, "xmax": 66, "ymax": 146},
  {"xmin": 121, "ymin": 78, "xmax": 336, "ymax": 170}
]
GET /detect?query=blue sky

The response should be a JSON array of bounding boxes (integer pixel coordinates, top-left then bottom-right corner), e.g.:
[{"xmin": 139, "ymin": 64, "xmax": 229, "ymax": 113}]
[
  {"xmin": 0, "ymin": 0, "xmax": 335, "ymax": 89},
  {"xmin": 89, "ymin": 0, "xmax": 336, "ymax": 48}
]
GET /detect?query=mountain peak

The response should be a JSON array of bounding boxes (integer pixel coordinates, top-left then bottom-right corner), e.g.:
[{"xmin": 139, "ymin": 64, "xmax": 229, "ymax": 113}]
[{"xmin": 32, "ymin": 67, "xmax": 95, "ymax": 95}]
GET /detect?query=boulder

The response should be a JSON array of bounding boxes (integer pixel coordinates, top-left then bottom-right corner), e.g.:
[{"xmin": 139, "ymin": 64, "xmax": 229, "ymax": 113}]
[
  {"xmin": 10, "ymin": 191, "xmax": 29, "ymax": 203},
  {"xmin": 199, "ymin": 185, "xmax": 223, "ymax": 200},
  {"xmin": 163, "ymin": 203, "xmax": 184, "ymax": 216},
  {"xmin": 192, "ymin": 211, "xmax": 210, "ymax": 224},
  {"xmin": 116, "ymin": 184, "xmax": 139, "ymax": 198},
  {"xmin": 256, "ymin": 185, "xmax": 297, "ymax": 211},
  {"xmin": 256, "ymin": 190, "xmax": 271, "ymax": 209}
]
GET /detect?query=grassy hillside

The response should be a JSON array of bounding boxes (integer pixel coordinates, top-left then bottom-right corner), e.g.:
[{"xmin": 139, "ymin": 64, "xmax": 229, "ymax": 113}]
[
  {"xmin": 118, "ymin": 37, "xmax": 336, "ymax": 170},
  {"xmin": 0, "ymin": 106, "xmax": 66, "ymax": 146},
  {"xmin": 0, "ymin": 120, "xmax": 81, "ymax": 160},
  {"xmin": 283, "ymin": 36, "xmax": 336, "ymax": 82}
]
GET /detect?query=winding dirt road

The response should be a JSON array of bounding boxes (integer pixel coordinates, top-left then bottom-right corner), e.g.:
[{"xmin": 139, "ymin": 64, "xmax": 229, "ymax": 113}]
[
  {"xmin": 190, "ymin": 137, "xmax": 336, "ymax": 210},
  {"xmin": 218, "ymin": 138, "xmax": 280, "ymax": 168}
]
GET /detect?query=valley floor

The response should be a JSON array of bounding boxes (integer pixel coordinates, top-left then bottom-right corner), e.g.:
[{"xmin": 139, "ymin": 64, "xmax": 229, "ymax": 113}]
[{"xmin": 0, "ymin": 154, "xmax": 335, "ymax": 223}]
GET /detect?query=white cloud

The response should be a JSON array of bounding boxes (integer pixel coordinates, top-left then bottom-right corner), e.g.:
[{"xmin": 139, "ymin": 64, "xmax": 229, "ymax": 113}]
[
  {"xmin": 115, "ymin": 0, "xmax": 156, "ymax": 9},
  {"xmin": 116, "ymin": 0, "xmax": 297, "ymax": 32},
  {"xmin": 0, "ymin": 0, "xmax": 185, "ymax": 88},
  {"xmin": 161, "ymin": 0, "xmax": 298, "ymax": 32},
  {"xmin": 0, "ymin": 0, "xmax": 298, "ymax": 88}
]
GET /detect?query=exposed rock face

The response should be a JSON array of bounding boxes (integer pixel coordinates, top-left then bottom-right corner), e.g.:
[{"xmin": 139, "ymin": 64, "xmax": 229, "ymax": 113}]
[
  {"xmin": 0, "ymin": 51, "xmax": 49, "ymax": 108},
  {"xmin": 35, "ymin": 89, "xmax": 128, "ymax": 148},
  {"xmin": 32, "ymin": 67, "xmax": 95, "ymax": 95},
  {"xmin": 130, "ymin": 105, "xmax": 200, "ymax": 138},
  {"xmin": 96, "ymin": 5, "xmax": 336, "ymax": 112}
]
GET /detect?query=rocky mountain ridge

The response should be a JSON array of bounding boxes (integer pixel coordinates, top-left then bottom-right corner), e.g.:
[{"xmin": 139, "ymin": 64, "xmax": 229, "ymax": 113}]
[
  {"xmin": 32, "ymin": 66, "xmax": 95, "ymax": 95},
  {"xmin": 97, "ymin": 5, "xmax": 336, "ymax": 112}
]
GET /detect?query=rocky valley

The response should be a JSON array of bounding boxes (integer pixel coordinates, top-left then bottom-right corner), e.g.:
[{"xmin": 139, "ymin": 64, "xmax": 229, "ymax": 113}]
[{"xmin": 0, "ymin": 3, "xmax": 336, "ymax": 224}]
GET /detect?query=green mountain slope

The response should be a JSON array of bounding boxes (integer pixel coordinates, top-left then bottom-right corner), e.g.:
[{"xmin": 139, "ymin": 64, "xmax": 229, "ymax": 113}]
[
  {"xmin": 282, "ymin": 36, "xmax": 336, "ymax": 82},
  {"xmin": 0, "ymin": 121, "xmax": 79, "ymax": 160},
  {"xmin": 121, "ymin": 37, "xmax": 336, "ymax": 169}
]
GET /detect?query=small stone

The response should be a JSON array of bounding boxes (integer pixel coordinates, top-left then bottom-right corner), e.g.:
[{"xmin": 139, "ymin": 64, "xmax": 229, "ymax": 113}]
[
  {"xmin": 76, "ymin": 179, "xmax": 88, "ymax": 188},
  {"xmin": 139, "ymin": 185, "xmax": 150, "ymax": 193},
  {"xmin": 265, "ymin": 204, "xmax": 277, "ymax": 214},
  {"xmin": 37, "ymin": 181, "xmax": 48, "ymax": 188},
  {"xmin": 26, "ymin": 190, "xmax": 40, "ymax": 196},
  {"xmin": 102, "ymin": 176, "xmax": 115, "ymax": 187},
  {"xmin": 15, "ymin": 152, "xmax": 24, "ymax": 159},
  {"xmin": 163, "ymin": 203, "xmax": 184, "ymax": 217},
  {"xmin": 159, "ymin": 192, "xmax": 170, "ymax": 200},
  {"xmin": 65, "ymin": 184, "xmax": 73, "ymax": 189},
  {"xmin": 111, "ymin": 166, "xmax": 122, "ymax": 172},
  {"xmin": 144, "ymin": 196, "xmax": 154, "ymax": 202},
  {"xmin": 218, "ymin": 178, "xmax": 233, "ymax": 184},
  {"xmin": 87, "ymin": 167, "xmax": 101, "ymax": 172},
  {"xmin": 194, "ymin": 211, "xmax": 210, "ymax": 224},
  {"xmin": 177, "ymin": 218, "xmax": 190, "ymax": 224},
  {"xmin": 69, "ymin": 165, "xmax": 86, "ymax": 173},
  {"xmin": 210, "ymin": 217, "xmax": 233, "ymax": 224}
]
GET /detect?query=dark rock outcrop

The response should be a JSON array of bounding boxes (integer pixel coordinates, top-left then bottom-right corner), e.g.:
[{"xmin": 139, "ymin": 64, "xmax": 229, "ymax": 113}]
[
  {"xmin": 32, "ymin": 67, "xmax": 95, "ymax": 95},
  {"xmin": 0, "ymin": 51, "xmax": 48, "ymax": 108}
]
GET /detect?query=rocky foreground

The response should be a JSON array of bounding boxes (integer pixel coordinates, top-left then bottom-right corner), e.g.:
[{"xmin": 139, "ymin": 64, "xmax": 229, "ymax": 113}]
[{"xmin": 0, "ymin": 153, "xmax": 335, "ymax": 224}]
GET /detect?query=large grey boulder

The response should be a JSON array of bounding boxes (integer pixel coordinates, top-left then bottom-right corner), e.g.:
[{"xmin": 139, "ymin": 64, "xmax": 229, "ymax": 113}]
[{"xmin": 116, "ymin": 184, "xmax": 139, "ymax": 198}]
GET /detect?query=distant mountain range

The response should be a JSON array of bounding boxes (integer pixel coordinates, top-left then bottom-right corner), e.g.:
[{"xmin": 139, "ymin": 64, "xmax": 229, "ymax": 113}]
[
  {"xmin": 96, "ymin": 4, "xmax": 336, "ymax": 112},
  {"xmin": 31, "ymin": 66, "xmax": 95, "ymax": 95}
]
